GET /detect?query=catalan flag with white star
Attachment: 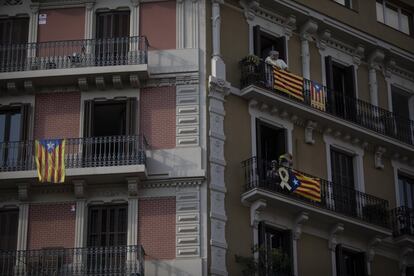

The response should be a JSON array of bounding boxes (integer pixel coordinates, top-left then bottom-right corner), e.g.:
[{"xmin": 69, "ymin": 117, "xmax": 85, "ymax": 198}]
[
  {"xmin": 310, "ymin": 80, "xmax": 326, "ymax": 111},
  {"xmin": 290, "ymin": 170, "xmax": 321, "ymax": 202},
  {"xmin": 35, "ymin": 139, "xmax": 66, "ymax": 183}
]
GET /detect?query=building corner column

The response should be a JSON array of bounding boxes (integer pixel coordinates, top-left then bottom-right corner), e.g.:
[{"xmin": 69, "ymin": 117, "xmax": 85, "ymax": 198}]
[
  {"xmin": 211, "ymin": 0, "xmax": 225, "ymax": 80},
  {"xmin": 208, "ymin": 76, "xmax": 230, "ymax": 276}
]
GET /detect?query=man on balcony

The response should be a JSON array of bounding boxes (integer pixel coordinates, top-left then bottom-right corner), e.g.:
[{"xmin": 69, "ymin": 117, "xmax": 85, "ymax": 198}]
[{"xmin": 265, "ymin": 50, "xmax": 288, "ymax": 70}]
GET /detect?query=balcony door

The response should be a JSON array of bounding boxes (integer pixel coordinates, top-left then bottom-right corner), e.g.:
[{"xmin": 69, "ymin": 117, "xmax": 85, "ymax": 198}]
[
  {"xmin": 325, "ymin": 56, "xmax": 356, "ymax": 122},
  {"xmin": 0, "ymin": 17, "xmax": 29, "ymax": 72},
  {"xmin": 0, "ymin": 105, "xmax": 30, "ymax": 170},
  {"xmin": 95, "ymin": 11, "xmax": 130, "ymax": 66},
  {"xmin": 391, "ymin": 86, "xmax": 412, "ymax": 143},
  {"xmin": 0, "ymin": 210, "xmax": 18, "ymax": 275},
  {"xmin": 331, "ymin": 148, "xmax": 357, "ymax": 217}
]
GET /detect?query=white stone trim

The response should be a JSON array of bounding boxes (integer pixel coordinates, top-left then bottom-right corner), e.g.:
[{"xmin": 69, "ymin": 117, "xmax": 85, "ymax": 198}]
[
  {"xmin": 74, "ymin": 200, "xmax": 87, "ymax": 248},
  {"xmin": 16, "ymin": 203, "xmax": 29, "ymax": 251},
  {"xmin": 249, "ymin": 102, "xmax": 294, "ymax": 158},
  {"xmin": 176, "ymin": 84, "xmax": 200, "ymax": 147},
  {"xmin": 391, "ymin": 160, "xmax": 414, "ymax": 207},
  {"xmin": 323, "ymin": 134, "xmax": 365, "ymax": 192},
  {"xmin": 385, "ymin": 71, "xmax": 414, "ymax": 122}
]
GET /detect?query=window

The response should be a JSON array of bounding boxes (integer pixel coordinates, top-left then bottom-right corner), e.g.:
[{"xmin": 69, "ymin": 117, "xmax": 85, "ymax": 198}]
[
  {"xmin": 258, "ymin": 223, "xmax": 292, "ymax": 276},
  {"xmin": 0, "ymin": 104, "xmax": 30, "ymax": 167},
  {"xmin": 391, "ymin": 86, "xmax": 412, "ymax": 143},
  {"xmin": 253, "ymin": 26, "xmax": 286, "ymax": 62},
  {"xmin": 325, "ymin": 56, "xmax": 356, "ymax": 121},
  {"xmin": 0, "ymin": 17, "xmax": 29, "ymax": 71},
  {"xmin": 88, "ymin": 204, "xmax": 127, "ymax": 247},
  {"xmin": 83, "ymin": 98, "xmax": 136, "ymax": 137},
  {"xmin": 334, "ymin": 0, "xmax": 352, "ymax": 9},
  {"xmin": 331, "ymin": 148, "xmax": 357, "ymax": 216},
  {"xmin": 336, "ymin": 245, "xmax": 366, "ymax": 276},
  {"xmin": 256, "ymin": 119, "xmax": 286, "ymax": 164},
  {"xmin": 0, "ymin": 210, "xmax": 18, "ymax": 250},
  {"xmin": 376, "ymin": 0, "xmax": 413, "ymax": 35},
  {"xmin": 399, "ymin": 173, "xmax": 414, "ymax": 208},
  {"xmin": 95, "ymin": 11, "xmax": 130, "ymax": 66}
]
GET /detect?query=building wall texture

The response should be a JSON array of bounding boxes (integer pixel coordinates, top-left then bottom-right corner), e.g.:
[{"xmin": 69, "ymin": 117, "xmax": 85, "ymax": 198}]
[
  {"xmin": 138, "ymin": 197, "xmax": 176, "ymax": 260},
  {"xmin": 34, "ymin": 92, "xmax": 81, "ymax": 139},
  {"xmin": 140, "ymin": 86, "xmax": 176, "ymax": 149},
  {"xmin": 27, "ymin": 202, "xmax": 76, "ymax": 250}
]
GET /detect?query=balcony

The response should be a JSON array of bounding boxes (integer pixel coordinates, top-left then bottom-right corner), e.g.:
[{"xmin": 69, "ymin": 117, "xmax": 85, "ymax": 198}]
[
  {"xmin": 391, "ymin": 206, "xmax": 414, "ymax": 245},
  {"xmin": 240, "ymin": 60, "xmax": 414, "ymax": 147},
  {"xmin": 0, "ymin": 245, "xmax": 145, "ymax": 276},
  {"xmin": 242, "ymin": 157, "xmax": 390, "ymax": 231},
  {"xmin": 0, "ymin": 36, "xmax": 148, "ymax": 87},
  {"xmin": 0, "ymin": 135, "xmax": 147, "ymax": 183}
]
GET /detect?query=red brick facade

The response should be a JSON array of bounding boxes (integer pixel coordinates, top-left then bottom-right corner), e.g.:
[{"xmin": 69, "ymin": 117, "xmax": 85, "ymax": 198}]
[
  {"xmin": 138, "ymin": 197, "xmax": 176, "ymax": 259},
  {"xmin": 34, "ymin": 92, "xmax": 81, "ymax": 139},
  {"xmin": 140, "ymin": 86, "xmax": 176, "ymax": 149},
  {"xmin": 28, "ymin": 202, "xmax": 76, "ymax": 250}
]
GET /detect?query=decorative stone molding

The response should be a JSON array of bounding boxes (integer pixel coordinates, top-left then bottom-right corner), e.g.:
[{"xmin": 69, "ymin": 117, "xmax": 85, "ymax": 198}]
[
  {"xmin": 7, "ymin": 82, "xmax": 17, "ymax": 94},
  {"xmin": 176, "ymin": 188, "xmax": 201, "ymax": 258},
  {"xmin": 305, "ymin": 120, "xmax": 317, "ymax": 145},
  {"xmin": 316, "ymin": 29, "xmax": 331, "ymax": 51},
  {"xmin": 176, "ymin": 84, "xmax": 200, "ymax": 147},
  {"xmin": 18, "ymin": 183, "xmax": 29, "ymax": 201},
  {"xmin": 84, "ymin": 1, "xmax": 95, "ymax": 40},
  {"xmin": 78, "ymin": 77, "xmax": 88, "ymax": 91},
  {"xmin": 141, "ymin": 178, "xmax": 204, "ymax": 189},
  {"xmin": 24, "ymin": 80, "xmax": 35, "ymax": 94},
  {"xmin": 73, "ymin": 179, "xmax": 87, "ymax": 199},
  {"xmin": 353, "ymin": 44, "xmax": 365, "ymax": 66},
  {"xmin": 74, "ymin": 200, "xmax": 86, "ymax": 248},
  {"xmin": 239, "ymin": 0, "xmax": 258, "ymax": 21},
  {"xmin": 367, "ymin": 236, "xmax": 382, "ymax": 275},
  {"xmin": 400, "ymin": 247, "xmax": 413, "ymax": 276},
  {"xmin": 300, "ymin": 19, "xmax": 318, "ymax": 41},
  {"xmin": 299, "ymin": 20, "xmax": 317, "ymax": 79},
  {"xmin": 95, "ymin": 76, "xmax": 105, "ymax": 90},
  {"xmin": 293, "ymin": 212, "xmax": 309, "ymax": 240},
  {"xmin": 16, "ymin": 203, "xmax": 29, "ymax": 251},
  {"xmin": 249, "ymin": 199, "xmax": 267, "ymax": 228},
  {"xmin": 126, "ymin": 178, "xmax": 139, "ymax": 197},
  {"xmin": 129, "ymin": 75, "xmax": 140, "ymax": 88},
  {"xmin": 328, "ymin": 223, "xmax": 344, "ymax": 251},
  {"xmin": 112, "ymin": 75, "xmax": 123, "ymax": 89},
  {"xmin": 283, "ymin": 15, "xmax": 297, "ymax": 37},
  {"xmin": 374, "ymin": 146, "xmax": 386, "ymax": 170}
]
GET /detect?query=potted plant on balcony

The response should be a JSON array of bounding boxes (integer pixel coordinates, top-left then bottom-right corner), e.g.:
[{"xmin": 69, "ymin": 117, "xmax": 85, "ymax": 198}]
[{"xmin": 240, "ymin": 54, "xmax": 261, "ymax": 87}]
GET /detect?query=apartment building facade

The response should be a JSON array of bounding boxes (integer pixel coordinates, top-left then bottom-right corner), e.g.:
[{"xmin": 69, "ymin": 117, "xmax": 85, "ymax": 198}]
[
  {"xmin": 0, "ymin": 0, "xmax": 207, "ymax": 275},
  {"xmin": 207, "ymin": 0, "xmax": 414, "ymax": 275}
]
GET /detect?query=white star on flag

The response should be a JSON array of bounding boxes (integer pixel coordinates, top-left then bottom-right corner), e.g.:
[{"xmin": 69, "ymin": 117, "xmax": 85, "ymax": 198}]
[{"xmin": 47, "ymin": 142, "xmax": 55, "ymax": 151}]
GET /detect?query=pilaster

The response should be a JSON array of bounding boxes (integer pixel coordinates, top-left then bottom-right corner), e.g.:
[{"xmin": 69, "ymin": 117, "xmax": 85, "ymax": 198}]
[
  {"xmin": 127, "ymin": 178, "xmax": 139, "ymax": 247},
  {"xmin": 84, "ymin": 1, "xmax": 95, "ymax": 40},
  {"xmin": 130, "ymin": 0, "xmax": 140, "ymax": 37},
  {"xmin": 209, "ymin": 75, "xmax": 230, "ymax": 276},
  {"xmin": 368, "ymin": 49, "xmax": 385, "ymax": 107},
  {"xmin": 300, "ymin": 20, "xmax": 318, "ymax": 79}
]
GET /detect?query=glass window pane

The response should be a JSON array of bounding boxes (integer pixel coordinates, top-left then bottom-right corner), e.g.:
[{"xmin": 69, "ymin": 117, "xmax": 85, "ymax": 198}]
[
  {"xmin": 386, "ymin": 4, "xmax": 399, "ymax": 29},
  {"xmin": 399, "ymin": 177, "xmax": 406, "ymax": 207},
  {"xmin": 9, "ymin": 113, "xmax": 21, "ymax": 142},
  {"xmin": 376, "ymin": 1, "xmax": 385, "ymax": 23},
  {"xmin": 401, "ymin": 12, "xmax": 410, "ymax": 34},
  {"xmin": 334, "ymin": 0, "xmax": 346, "ymax": 5},
  {"xmin": 407, "ymin": 182, "xmax": 413, "ymax": 209}
]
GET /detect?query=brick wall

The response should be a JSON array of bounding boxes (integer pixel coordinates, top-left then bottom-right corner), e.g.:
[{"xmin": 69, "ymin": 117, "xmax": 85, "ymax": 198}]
[
  {"xmin": 138, "ymin": 197, "xmax": 176, "ymax": 259},
  {"xmin": 34, "ymin": 92, "xmax": 81, "ymax": 139},
  {"xmin": 140, "ymin": 86, "xmax": 176, "ymax": 149},
  {"xmin": 28, "ymin": 202, "xmax": 76, "ymax": 250}
]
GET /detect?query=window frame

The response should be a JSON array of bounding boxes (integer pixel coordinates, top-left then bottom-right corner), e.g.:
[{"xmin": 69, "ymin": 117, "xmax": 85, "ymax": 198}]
[
  {"xmin": 376, "ymin": 0, "xmax": 413, "ymax": 35},
  {"xmin": 336, "ymin": 244, "xmax": 366, "ymax": 276},
  {"xmin": 333, "ymin": 0, "xmax": 352, "ymax": 9}
]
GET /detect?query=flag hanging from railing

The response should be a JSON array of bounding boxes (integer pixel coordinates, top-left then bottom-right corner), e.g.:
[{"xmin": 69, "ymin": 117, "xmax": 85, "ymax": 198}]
[
  {"xmin": 290, "ymin": 170, "xmax": 321, "ymax": 202},
  {"xmin": 310, "ymin": 80, "xmax": 326, "ymax": 111},
  {"xmin": 35, "ymin": 139, "xmax": 66, "ymax": 183},
  {"xmin": 273, "ymin": 67, "xmax": 304, "ymax": 101}
]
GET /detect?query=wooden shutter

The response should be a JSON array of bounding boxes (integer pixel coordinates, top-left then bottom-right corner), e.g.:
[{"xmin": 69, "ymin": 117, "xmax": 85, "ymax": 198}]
[
  {"xmin": 83, "ymin": 100, "xmax": 94, "ymax": 137},
  {"xmin": 345, "ymin": 65, "xmax": 356, "ymax": 98},
  {"xmin": 126, "ymin": 98, "xmax": 137, "ymax": 136},
  {"xmin": 325, "ymin": 56, "xmax": 335, "ymax": 113},
  {"xmin": 253, "ymin": 25, "xmax": 261, "ymax": 57}
]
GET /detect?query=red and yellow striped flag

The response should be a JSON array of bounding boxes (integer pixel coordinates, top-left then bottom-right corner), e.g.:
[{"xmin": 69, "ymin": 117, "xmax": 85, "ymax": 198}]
[
  {"xmin": 291, "ymin": 170, "xmax": 321, "ymax": 202},
  {"xmin": 35, "ymin": 139, "xmax": 66, "ymax": 183},
  {"xmin": 273, "ymin": 67, "xmax": 304, "ymax": 101}
]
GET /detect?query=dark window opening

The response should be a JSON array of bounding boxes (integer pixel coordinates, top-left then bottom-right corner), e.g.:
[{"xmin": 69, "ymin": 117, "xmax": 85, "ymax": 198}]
[
  {"xmin": 406, "ymin": 266, "xmax": 414, "ymax": 276},
  {"xmin": 399, "ymin": 173, "xmax": 414, "ymax": 209},
  {"xmin": 253, "ymin": 25, "xmax": 286, "ymax": 62},
  {"xmin": 0, "ymin": 105, "xmax": 30, "ymax": 168},
  {"xmin": 95, "ymin": 11, "xmax": 130, "ymax": 66},
  {"xmin": 258, "ymin": 222, "xmax": 292, "ymax": 276},
  {"xmin": 336, "ymin": 245, "xmax": 366, "ymax": 276},
  {"xmin": 331, "ymin": 148, "xmax": 357, "ymax": 216},
  {"xmin": 391, "ymin": 86, "xmax": 412, "ymax": 143},
  {"xmin": 0, "ymin": 210, "xmax": 18, "ymax": 250},
  {"xmin": 334, "ymin": 0, "xmax": 352, "ymax": 9},
  {"xmin": 325, "ymin": 56, "xmax": 356, "ymax": 120},
  {"xmin": 0, "ymin": 17, "xmax": 29, "ymax": 71},
  {"xmin": 256, "ymin": 119, "xmax": 286, "ymax": 164}
]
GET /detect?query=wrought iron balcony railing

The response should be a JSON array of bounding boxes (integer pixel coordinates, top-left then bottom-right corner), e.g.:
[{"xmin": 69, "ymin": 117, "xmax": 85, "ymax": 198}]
[
  {"xmin": 242, "ymin": 157, "xmax": 390, "ymax": 228},
  {"xmin": 391, "ymin": 206, "xmax": 414, "ymax": 237},
  {"xmin": 0, "ymin": 245, "xmax": 145, "ymax": 276},
  {"xmin": 241, "ymin": 60, "xmax": 414, "ymax": 146},
  {"xmin": 0, "ymin": 135, "xmax": 147, "ymax": 172},
  {"xmin": 0, "ymin": 36, "xmax": 148, "ymax": 73}
]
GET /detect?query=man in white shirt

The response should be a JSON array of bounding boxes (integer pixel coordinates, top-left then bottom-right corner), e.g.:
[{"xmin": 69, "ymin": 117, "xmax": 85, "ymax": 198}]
[{"xmin": 265, "ymin": 50, "xmax": 288, "ymax": 70}]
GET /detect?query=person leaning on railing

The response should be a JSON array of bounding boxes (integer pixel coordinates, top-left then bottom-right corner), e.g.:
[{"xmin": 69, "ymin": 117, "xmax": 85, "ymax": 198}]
[{"xmin": 264, "ymin": 50, "xmax": 288, "ymax": 87}]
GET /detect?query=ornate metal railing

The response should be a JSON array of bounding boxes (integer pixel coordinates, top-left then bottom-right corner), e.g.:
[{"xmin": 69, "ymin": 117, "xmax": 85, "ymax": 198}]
[
  {"xmin": 0, "ymin": 36, "xmax": 148, "ymax": 73},
  {"xmin": 0, "ymin": 135, "xmax": 147, "ymax": 172},
  {"xmin": 241, "ymin": 60, "xmax": 414, "ymax": 146},
  {"xmin": 0, "ymin": 245, "xmax": 145, "ymax": 276},
  {"xmin": 242, "ymin": 157, "xmax": 390, "ymax": 228},
  {"xmin": 391, "ymin": 206, "xmax": 414, "ymax": 237}
]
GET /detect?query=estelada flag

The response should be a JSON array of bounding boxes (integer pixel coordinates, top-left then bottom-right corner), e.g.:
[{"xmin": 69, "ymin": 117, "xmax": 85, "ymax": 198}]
[
  {"xmin": 35, "ymin": 139, "xmax": 66, "ymax": 183},
  {"xmin": 310, "ymin": 80, "xmax": 326, "ymax": 111},
  {"xmin": 273, "ymin": 67, "xmax": 304, "ymax": 101},
  {"xmin": 290, "ymin": 170, "xmax": 321, "ymax": 202}
]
